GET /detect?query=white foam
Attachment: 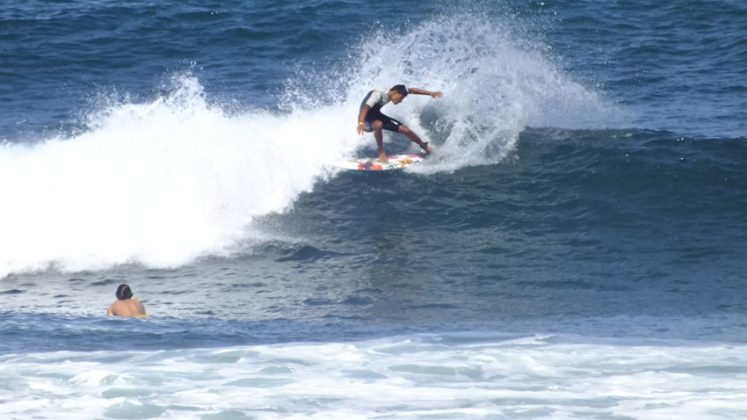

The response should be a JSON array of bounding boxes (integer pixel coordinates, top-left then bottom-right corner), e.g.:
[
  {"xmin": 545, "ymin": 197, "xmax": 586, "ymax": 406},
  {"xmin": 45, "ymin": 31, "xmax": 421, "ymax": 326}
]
[
  {"xmin": 1, "ymin": 334, "xmax": 746, "ymax": 419},
  {"xmin": 0, "ymin": 76, "xmax": 352, "ymax": 277}
]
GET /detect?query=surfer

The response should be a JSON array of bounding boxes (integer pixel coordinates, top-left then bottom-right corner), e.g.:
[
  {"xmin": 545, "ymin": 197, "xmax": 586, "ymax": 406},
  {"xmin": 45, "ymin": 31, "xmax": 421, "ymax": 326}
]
[
  {"xmin": 107, "ymin": 284, "xmax": 148, "ymax": 318},
  {"xmin": 356, "ymin": 85, "xmax": 442, "ymax": 162}
]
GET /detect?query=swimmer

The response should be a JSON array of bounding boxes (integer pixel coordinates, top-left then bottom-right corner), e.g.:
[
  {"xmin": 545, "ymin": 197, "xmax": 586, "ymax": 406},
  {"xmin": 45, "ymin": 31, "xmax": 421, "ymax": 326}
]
[{"xmin": 107, "ymin": 284, "xmax": 147, "ymax": 318}]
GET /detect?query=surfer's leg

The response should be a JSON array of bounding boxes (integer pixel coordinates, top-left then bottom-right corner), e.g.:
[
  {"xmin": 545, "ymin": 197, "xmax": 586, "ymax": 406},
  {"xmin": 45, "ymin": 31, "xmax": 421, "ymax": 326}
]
[
  {"xmin": 372, "ymin": 120, "xmax": 388, "ymax": 162},
  {"xmin": 398, "ymin": 125, "xmax": 432, "ymax": 153},
  {"xmin": 378, "ymin": 113, "xmax": 431, "ymax": 153}
]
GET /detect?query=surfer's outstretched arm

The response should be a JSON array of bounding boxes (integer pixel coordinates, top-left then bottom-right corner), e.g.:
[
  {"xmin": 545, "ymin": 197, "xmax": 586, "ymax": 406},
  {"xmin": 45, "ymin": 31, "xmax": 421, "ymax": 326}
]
[{"xmin": 407, "ymin": 87, "xmax": 443, "ymax": 98}]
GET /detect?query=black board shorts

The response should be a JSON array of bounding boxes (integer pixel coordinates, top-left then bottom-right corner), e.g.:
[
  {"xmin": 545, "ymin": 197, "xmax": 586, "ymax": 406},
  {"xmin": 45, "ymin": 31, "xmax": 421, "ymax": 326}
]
[{"xmin": 363, "ymin": 108, "xmax": 403, "ymax": 133}]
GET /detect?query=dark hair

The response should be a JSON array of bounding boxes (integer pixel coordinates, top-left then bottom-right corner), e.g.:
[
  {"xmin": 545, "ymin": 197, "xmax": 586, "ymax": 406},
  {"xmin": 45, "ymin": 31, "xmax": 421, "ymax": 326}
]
[
  {"xmin": 116, "ymin": 284, "xmax": 133, "ymax": 300},
  {"xmin": 390, "ymin": 84, "xmax": 409, "ymax": 97}
]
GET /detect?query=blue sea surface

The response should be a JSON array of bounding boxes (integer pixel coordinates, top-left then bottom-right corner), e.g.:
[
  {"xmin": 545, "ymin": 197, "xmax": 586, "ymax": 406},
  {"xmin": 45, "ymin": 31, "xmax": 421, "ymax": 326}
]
[{"xmin": 1, "ymin": 1, "xmax": 746, "ymax": 418}]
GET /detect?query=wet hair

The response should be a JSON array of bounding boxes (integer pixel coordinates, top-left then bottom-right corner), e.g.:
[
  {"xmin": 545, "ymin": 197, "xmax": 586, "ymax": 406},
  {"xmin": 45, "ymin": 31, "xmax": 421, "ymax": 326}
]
[
  {"xmin": 116, "ymin": 284, "xmax": 133, "ymax": 300},
  {"xmin": 390, "ymin": 84, "xmax": 409, "ymax": 97}
]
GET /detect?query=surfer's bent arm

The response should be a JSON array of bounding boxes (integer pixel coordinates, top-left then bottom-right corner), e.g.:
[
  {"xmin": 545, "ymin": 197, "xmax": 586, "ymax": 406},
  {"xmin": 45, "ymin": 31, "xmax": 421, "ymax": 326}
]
[
  {"xmin": 358, "ymin": 90, "xmax": 387, "ymax": 133},
  {"xmin": 358, "ymin": 105, "xmax": 370, "ymax": 125},
  {"xmin": 407, "ymin": 87, "xmax": 443, "ymax": 98},
  {"xmin": 357, "ymin": 105, "xmax": 370, "ymax": 134}
]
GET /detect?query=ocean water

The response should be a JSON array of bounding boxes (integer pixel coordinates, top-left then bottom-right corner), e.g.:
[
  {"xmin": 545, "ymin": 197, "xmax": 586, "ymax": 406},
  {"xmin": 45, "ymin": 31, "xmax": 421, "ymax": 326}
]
[{"xmin": 1, "ymin": 1, "xmax": 746, "ymax": 418}]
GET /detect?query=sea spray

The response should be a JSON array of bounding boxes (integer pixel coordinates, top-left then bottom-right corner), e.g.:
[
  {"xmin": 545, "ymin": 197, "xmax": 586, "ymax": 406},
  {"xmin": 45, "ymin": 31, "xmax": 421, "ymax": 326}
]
[{"xmin": 320, "ymin": 13, "xmax": 625, "ymax": 172}]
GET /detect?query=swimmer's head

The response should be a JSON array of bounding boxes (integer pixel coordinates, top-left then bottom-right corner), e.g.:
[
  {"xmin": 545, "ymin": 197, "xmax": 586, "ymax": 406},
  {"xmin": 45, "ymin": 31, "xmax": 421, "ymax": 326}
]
[{"xmin": 116, "ymin": 284, "xmax": 133, "ymax": 300}]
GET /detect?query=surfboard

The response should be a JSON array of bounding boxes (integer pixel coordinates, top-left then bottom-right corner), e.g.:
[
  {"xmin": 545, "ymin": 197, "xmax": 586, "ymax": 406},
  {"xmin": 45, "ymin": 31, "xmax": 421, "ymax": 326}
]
[{"xmin": 333, "ymin": 153, "xmax": 426, "ymax": 171}]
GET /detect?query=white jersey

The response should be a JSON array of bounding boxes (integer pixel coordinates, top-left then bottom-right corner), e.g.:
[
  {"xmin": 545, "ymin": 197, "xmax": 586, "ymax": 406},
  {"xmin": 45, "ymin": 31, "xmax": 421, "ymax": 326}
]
[{"xmin": 360, "ymin": 90, "xmax": 391, "ymax": 111}]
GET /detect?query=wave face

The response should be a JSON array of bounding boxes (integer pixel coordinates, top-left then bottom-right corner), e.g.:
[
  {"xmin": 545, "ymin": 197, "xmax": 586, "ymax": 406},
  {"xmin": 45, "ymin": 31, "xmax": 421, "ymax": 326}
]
[
  {"xmin": 0, "ymin": 8, "xmax": 623, "ymax": 276},
  {"xmin": 3, "ymin": 128, "xmax": 744, "ymax": 335}
]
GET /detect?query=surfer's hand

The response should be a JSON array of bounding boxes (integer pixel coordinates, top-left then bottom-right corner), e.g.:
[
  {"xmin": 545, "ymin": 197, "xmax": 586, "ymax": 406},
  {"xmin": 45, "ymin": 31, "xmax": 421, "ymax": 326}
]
[
  {"xmin": 431, "ymin": 91, "xmax": 443, "ymax": 98},
  {"xmin": 356, "ymin": 123, "xmax": 365, "ymax": 135}
]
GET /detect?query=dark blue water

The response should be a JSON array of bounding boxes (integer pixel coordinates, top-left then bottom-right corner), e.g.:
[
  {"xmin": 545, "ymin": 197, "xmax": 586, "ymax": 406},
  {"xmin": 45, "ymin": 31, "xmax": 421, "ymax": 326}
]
[{"xmin": 1, "ymin": 1, "xmax": 747, "ymax": 417}]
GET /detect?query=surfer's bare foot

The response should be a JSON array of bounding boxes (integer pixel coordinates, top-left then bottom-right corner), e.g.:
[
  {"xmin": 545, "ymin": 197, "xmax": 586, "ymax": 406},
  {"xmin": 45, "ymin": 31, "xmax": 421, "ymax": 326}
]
[
  {"xmin": 421, "ymin": 142, "xmax": 434, "ymax": 154},
  {"xmin": 378, "ymin": 152, "xmax": 389, "ymax": 162}
]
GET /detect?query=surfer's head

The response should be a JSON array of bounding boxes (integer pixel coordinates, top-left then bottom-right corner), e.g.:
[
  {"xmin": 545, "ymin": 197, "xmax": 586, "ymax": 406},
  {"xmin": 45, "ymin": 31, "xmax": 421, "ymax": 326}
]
[
  {"xmin": 115, "ymin": 284, "xmax": 133, "ymax": 300},
  {"xmin": 389, "ymin": 85, "xmax": 409, "ymax": 104}
]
